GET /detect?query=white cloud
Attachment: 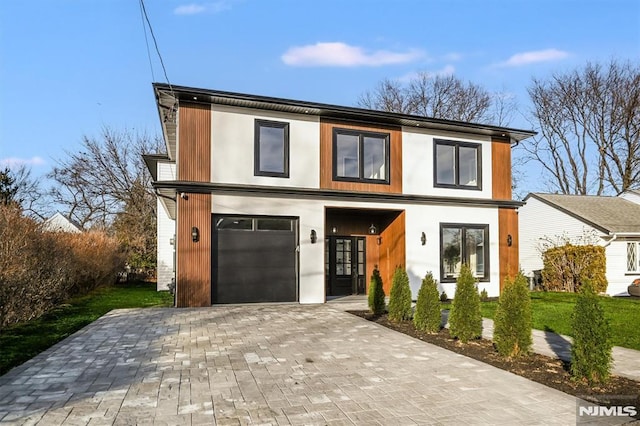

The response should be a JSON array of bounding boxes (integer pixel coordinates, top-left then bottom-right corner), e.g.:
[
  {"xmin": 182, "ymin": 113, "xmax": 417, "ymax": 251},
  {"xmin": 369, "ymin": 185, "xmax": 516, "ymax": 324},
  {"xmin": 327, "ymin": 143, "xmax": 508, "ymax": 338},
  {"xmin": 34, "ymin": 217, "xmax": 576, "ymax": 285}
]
[
  {"xmin": 281, "ymin": 42, "xmax": 424, "ymax": 67},
  {"xmin": 174, "ymin": 1, "xmax": 232, "ymax": 15},
  {"xmin": 498, "ymin": 49, "xmax": 569, "ymax": 67},
  {"xmin": 0, "ymin": 156, "xmax": 46, "ymax": 168}
]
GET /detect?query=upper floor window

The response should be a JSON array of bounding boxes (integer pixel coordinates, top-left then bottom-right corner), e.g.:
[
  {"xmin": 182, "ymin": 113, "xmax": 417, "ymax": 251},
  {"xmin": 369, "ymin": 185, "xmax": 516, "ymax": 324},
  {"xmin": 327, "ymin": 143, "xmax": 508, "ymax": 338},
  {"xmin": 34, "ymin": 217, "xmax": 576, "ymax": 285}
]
[
  {"xmin": 434, "ymin": 139, "xmax": 481, "ymax": 190},
  {"xmin": 628, "ymin": 242, "xmax": 639, "ymax": 273},
  {"xmin": 333, "ymin": 128, "xmax": 389, "ymax": 184},
  {"xmin": 440, "ymin": 223, "xmax": 489, "ymax": 282},
  {"xmin": 255, "ymin": 120, "xmax": 289, "ymax": 178}
]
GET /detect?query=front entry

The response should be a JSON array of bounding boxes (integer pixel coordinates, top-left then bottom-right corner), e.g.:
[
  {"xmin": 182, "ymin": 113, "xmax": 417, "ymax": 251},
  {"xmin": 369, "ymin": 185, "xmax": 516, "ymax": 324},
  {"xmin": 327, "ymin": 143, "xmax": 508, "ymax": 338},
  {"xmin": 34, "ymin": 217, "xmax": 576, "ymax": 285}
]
[{"xmin": 326, "ymin": 236, "xmax": 366, "ymax": 296}]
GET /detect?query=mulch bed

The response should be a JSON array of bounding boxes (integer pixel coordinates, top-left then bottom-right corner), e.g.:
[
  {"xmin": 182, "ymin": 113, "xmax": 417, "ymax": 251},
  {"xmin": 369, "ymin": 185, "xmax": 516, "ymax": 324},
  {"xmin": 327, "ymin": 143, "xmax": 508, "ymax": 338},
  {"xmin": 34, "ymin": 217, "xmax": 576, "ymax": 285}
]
[{"xmin": 349, "ymin": 310, "xmax": 640, "ymax": 413}]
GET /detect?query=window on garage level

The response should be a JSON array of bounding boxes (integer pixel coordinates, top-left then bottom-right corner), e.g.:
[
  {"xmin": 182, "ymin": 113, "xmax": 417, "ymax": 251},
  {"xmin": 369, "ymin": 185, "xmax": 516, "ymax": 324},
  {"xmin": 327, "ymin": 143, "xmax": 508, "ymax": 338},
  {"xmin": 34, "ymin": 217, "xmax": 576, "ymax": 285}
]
[
  {"xmin": 333, "ymin": 128, "xmax": 389, "ymax": 183},
  {"xmin": 440, "ymin": 223, "xmax": 489, "ymax": 282},
  {"xmin": 434, "ymin": 139, "xmax": 481, "ymax": 190},
  {"xmin": 255, "ymin": 119, "xmax": 289, "ymax": 177}
]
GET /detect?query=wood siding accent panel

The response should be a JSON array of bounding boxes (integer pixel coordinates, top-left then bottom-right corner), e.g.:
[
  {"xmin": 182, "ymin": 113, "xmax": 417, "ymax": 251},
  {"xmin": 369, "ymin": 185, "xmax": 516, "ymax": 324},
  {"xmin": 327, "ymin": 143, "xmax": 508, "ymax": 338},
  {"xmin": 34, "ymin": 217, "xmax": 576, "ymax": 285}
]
[
  {"xmin": 378, "ymin": 211, "xmax": 406, "ymax": 295},
  {"xmin": 176, "ymin": 193, "xmax": 212, "ymax": 307},
  {"xmin": 498, "ymin": 207, "xmax": 519, "ymax": 292},
  {"xmin": 176, "ymin": 102, "xmax": 212, "ymax": 307},
  {"xmin": 492, "ymin": 140, "xmax": 512, "ymax": 200},
  {"xmin": 178, "ymin": 102, "xmax": 211, "ymax": 182},
  {"xmin": 320, "ymin": 119, "xmax": 402, "ymax": 193}
]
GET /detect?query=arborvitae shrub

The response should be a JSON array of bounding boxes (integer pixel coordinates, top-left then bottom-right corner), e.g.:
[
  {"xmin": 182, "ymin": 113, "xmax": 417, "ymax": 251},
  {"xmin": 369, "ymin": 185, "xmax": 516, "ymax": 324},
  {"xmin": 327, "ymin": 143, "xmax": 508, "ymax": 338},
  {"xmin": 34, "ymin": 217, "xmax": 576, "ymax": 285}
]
[
  {"xmin": 448, "ymin": 264, "xmax": 482, "ymax": 343},
  {"xmin": 479, "ymin": 288, "xmax": 489, "ymax": 302},
  {"xmin": 494, "ymin": 273, "xmax": 532, "ymax": 358},
  {"xmin": 440, "ymin": 290, "xmax": 448, "ymax": 302},
  {"xmin": 387, "ymin": 266, "xmax": 412, "ymax": 322},
  {"xmin": 367, "ymin": 267, "xmax": 385, "ymax": 315},
  {"xmin": 413, "ymin": 272, "xmax": 441, "ymax": 333},
  {"xmin": 571, "ymin": 281, "xmax": 612, "ymax": 384}
]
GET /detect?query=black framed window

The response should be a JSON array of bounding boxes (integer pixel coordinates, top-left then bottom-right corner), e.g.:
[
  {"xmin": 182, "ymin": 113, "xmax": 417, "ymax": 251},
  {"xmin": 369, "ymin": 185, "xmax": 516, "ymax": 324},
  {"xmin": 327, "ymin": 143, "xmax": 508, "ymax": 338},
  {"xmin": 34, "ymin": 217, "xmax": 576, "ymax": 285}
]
[
  {"xmin": 434, "ymin": 139, "xmax": 481, "ymax": 189},
  {"xmin": 333, "ymin": 128, "xmax": 390, "ymax": 183},
  {"xmin": 440, "ymin": 223, "xmax": 489, "ymax": 282},
  {"xmin": 255, "ymin": 120, "xmax": 289, "ymax": 177}
]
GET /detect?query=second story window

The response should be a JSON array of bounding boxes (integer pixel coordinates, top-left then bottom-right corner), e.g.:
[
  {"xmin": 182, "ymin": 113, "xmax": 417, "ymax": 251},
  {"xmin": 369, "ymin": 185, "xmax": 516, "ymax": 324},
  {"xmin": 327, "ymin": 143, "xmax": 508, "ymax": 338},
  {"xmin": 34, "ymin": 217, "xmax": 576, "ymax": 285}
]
[
  {"xmin": 434, "ymin": 139, "xmax": 481, "ymax": 190},
  {"xmin": 333, "ymin": 129, "xmax": 390, "ymax": 183},
  {"xmin": 255, "ymin": 120, "xmax": 289, "ymax": 178}
]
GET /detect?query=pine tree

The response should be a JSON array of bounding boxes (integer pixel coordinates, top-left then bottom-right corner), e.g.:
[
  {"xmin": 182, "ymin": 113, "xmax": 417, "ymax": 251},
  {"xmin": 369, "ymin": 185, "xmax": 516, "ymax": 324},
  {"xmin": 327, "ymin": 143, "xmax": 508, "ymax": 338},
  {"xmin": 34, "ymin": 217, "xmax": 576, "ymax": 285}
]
[
  {"xmin": 448, "ymin": 264, "xmax": 482, "ymax": 343},
  {"xmin": 413, "ymin": 272, "xmax": 441, "ymax": 333},
  {"xmin": 367, "ymin": 267, "xmax": 385, "ymax": 315},
  {"xmin": 387, "ymin": 266, "xmax": 412, "ymax": 322},
  {"xmin": 494, "ymin": 273, "xmax": 532, "ymax": 358}
]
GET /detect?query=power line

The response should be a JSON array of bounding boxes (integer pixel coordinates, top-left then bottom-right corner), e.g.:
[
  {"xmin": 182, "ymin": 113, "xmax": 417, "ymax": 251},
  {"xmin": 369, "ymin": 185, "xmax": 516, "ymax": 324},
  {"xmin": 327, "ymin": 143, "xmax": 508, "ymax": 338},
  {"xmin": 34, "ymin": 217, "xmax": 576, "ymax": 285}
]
[
  {"xmin": 138, "ymin": 0, "xmax": 155, "ymax": 82},
  {"xmin": 138, "ymin": 0, "xmax": 174, "ymax": 95}
]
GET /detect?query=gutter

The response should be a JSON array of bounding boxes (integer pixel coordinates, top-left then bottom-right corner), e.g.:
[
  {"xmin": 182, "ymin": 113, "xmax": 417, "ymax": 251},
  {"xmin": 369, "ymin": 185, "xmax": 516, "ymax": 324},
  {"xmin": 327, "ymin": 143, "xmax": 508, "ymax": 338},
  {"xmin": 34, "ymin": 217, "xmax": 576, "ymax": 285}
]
[{"xmin": 602, "ymin": 233, "xmax": 618, "ymax": 248}]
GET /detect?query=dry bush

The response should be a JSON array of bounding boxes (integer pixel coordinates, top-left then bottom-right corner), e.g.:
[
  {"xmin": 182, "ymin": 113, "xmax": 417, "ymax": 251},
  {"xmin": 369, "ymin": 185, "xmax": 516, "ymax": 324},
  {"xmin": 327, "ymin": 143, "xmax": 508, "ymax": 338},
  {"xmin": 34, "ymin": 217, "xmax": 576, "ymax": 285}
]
[{"xmin": 0, "ymin": 204, "xmax": 125, "ymax": 328}]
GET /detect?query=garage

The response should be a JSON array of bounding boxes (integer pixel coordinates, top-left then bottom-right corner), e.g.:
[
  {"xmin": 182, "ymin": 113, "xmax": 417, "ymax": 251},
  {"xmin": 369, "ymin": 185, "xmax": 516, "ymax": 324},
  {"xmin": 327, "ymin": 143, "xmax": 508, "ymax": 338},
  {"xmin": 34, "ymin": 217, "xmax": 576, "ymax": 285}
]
[{"xmin": 212, "ymin": 215, "xmax": 298, "ymax": 303}]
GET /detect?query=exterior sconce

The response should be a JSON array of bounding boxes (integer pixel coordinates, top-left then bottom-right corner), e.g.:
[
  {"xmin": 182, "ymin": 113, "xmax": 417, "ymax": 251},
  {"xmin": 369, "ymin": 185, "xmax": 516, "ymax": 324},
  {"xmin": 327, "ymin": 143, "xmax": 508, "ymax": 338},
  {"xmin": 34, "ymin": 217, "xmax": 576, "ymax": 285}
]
[
  {"xmin": 331, "ymin": 226, "xmax": 337, "ymax": 234},
  {"xmin": 191, "ymin": 226, "xmax": 200, "ymax": 243},
  {"xmin": 376, "ymin": 236, "xmax": 382, "ymax": 246},
  {"xmin": 310, "ymin": 229, "xmax": 317, "ymax": 244},
  {"xmin": 507, "ymin": 234, "xmax": 513, "ymax": 247},
  {"xmin": 420, "ymin": 232, "xmax": 426, "ymax": 246},
  {"xmin": 368, "ymin": 224, "xmax": 377, "ymax": 235}
]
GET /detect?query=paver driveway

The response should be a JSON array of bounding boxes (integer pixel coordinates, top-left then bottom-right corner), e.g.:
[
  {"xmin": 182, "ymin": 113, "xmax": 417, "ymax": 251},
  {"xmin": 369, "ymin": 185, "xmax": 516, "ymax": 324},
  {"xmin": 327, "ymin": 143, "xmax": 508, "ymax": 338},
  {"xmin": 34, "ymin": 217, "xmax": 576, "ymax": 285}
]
[{"xmin": 0, "ymin": 304, "xmax": 581, "ymax": 425}]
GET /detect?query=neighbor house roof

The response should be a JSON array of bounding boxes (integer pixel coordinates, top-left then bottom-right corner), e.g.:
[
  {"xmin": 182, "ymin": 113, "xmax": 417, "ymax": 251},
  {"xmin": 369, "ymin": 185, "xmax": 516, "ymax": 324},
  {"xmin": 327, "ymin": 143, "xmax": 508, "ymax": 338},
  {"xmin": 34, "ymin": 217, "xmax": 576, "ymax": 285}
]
[
  {"xmin": 42, "ymin": 212, "xmax": 82, "ymax": 233},
  {"xmin": 525, "ymin": 193, "xmax": 640, "ymax": 234}
]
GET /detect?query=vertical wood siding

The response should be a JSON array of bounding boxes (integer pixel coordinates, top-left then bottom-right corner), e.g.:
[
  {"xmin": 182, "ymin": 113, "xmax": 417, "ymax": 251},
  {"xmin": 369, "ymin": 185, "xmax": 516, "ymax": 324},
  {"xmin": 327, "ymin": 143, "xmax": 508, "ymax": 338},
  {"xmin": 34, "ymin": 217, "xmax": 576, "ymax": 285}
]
[
  {"xmin": 176, "ymin": 103, "xmax": 212, "ymax": 307},
  {"xmin": 492, "ymin": 140, "xmax": 512, "ymax": 200},
  {"xmin": 498, "ymin": 207, "xmax": 519, "ymax": 291},
  {"xmin": 320, "ymin": 119, "xmax": 402, "ymax": 193},
  {"xmin": 378, "ymin": 211, "xmax": 406, "ymax": 294}
]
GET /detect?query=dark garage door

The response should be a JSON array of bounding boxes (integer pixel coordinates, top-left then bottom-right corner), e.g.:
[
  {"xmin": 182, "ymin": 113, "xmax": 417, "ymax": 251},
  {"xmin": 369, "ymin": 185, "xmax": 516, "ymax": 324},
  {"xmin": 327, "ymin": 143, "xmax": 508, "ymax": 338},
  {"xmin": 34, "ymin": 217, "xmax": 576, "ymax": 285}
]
[{"xmin": 212, "ymin": 216, "xmax": 298, "ymax": 304}]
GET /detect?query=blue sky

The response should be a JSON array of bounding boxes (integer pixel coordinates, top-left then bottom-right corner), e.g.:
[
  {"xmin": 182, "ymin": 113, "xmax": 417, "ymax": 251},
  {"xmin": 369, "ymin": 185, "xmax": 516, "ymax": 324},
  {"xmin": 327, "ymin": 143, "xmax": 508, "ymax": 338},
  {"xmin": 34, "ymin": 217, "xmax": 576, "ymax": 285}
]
[{"xmin": 1, "ymin": 0, "xmax": 639, "ymax": 192}]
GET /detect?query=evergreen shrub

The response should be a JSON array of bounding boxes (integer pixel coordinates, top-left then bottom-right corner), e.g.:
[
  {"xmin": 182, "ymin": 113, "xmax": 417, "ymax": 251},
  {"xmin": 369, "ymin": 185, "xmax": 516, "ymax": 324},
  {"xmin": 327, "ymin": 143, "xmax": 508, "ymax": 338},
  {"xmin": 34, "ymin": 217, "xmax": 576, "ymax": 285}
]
[
  {"xmin": 413, "ymin": 272, "xmax": 441, "ymax": 333},
  {"xmin": 494, "ymin": 273, "xmax": 532, "ymax": 358},
  {"xmin": 448, "ymin": 264, "xmax": 482, "ymax": 343},
  {"xmin": 367, "ymin": 267, "xmax": 385, "ymax": 315},
  {"xmin": 387, "ymin": 266, "xmax": 412, "ymax": 322}
]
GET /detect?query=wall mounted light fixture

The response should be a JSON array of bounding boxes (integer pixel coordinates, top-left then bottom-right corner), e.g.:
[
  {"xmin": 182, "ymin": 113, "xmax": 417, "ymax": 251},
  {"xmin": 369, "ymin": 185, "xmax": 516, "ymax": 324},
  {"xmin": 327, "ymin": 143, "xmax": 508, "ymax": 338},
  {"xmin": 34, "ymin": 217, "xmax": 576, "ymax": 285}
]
[
  {"xmin": 507, "ymin": 234, "xmax": 513, "ymax": 247},
  {"xmin": 310, "ymin": 229, "xmax": 317, "ymax": 244},
  {"xmin": 421, "ymin": 232, "xmax": 426, "ymax": 246},
  {"xmin": 368, "ymin": 224, "xmax": 377, "ymax": 235},
  {"xmin": 376, "ymin": 236, "xmax": 382, "ymax": 246},
  {"xmin": 191, "ymin": 226, "xmax": 200, "ymax": 243},
  {"xmin": 331, "ymin": 226, "xmax": 337, "ymax": 234}
]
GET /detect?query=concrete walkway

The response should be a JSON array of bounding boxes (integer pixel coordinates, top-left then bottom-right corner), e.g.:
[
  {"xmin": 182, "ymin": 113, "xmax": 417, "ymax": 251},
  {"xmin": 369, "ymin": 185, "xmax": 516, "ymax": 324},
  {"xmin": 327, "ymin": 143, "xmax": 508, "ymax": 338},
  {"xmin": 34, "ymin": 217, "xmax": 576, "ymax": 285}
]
[{"xmin": 0, "ymin": 302, "xmax": 635, "ymax": 425}]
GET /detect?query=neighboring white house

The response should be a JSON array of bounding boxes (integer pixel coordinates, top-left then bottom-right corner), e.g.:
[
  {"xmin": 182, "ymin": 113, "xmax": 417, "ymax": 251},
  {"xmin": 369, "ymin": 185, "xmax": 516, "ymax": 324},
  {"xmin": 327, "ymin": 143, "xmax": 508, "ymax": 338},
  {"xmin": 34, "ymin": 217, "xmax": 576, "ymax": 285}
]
[
  {"xmin": 620, "ymin": 189, "xmax": 640, "ymax": 205},
  {"xmin": 42, "ymin": 212, "xmax": 82, "ymax": 233},
  {"xmin": 519, "ymin": 193, "xmax": 640, "ymax": 296}
]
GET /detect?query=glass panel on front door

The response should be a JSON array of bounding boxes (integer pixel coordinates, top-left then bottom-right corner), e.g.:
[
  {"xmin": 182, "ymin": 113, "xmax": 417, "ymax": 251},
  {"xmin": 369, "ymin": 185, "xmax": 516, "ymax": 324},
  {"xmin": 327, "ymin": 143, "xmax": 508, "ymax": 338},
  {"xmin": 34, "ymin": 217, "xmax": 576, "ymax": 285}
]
[{"xmin": 327, "ymin": 236, "xmax": 366, "ymax": 297}]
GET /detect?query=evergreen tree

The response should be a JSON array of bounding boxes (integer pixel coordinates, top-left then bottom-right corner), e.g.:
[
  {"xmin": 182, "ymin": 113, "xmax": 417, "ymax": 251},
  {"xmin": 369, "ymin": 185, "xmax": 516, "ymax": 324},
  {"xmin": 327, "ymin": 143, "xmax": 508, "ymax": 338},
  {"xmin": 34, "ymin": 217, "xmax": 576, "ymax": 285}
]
[
  {"xmin": 571, "ymin": 281, "xmax": 612, "ymax": 384},
  {"xmin": 413, "ymin": 272, "xmax": 441, "ymax": 333},
  {"xmin": 367, "ymin": 267, "xmax": 386, "ymax": 315},
  {"xmin": 387, "ymin": 266, "xmax": 412, "ymax": 322},
  {"xmin": 494, "ymin": 273, "xmax": 532, "ymax": 358},
  {"xmin": 449, "ymin": 264, "xmax": 482, "ymax": 343}
]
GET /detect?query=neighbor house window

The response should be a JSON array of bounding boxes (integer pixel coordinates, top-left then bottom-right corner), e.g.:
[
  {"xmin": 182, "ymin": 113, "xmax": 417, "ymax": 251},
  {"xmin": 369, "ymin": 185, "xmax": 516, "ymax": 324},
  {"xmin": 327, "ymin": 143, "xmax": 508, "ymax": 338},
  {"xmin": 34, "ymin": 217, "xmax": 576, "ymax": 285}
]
[
  {"xmin": 434, "ymin": 139, "xmax": 481, "ymax": 189},
  {"xmin": 628, "ymin": 242, "xmax": 640, "ymax": 273},
  {"xmin": 255, "ymin": 120, "xmax": 289, "ymax": 177},
  {"xmin": 333, "ymin": 128, "xmax": 389, "ymax": 183},
  {"xmin": 440, "ymin": 223, "xmax": 489, "ymax": 282}
]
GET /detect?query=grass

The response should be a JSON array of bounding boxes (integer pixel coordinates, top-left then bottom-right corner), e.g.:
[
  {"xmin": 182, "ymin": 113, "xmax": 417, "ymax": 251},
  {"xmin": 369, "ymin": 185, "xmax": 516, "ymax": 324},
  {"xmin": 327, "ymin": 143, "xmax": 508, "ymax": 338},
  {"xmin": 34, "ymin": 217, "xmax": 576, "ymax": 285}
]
[
  {"xmin": 0, "ymin": 281, "xmax": 173, "ymax": 376},
  {"xmin": 445, "ymin": 291, "xmax": 640, "ymax": 351}
]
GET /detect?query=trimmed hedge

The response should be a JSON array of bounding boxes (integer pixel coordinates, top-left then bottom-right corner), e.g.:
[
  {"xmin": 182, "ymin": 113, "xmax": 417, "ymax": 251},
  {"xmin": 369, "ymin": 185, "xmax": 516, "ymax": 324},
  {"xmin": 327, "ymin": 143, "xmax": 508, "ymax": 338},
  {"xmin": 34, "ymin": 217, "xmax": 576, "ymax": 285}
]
[{"xmin": 541, "ymin": 244, "xmax": 607, "ymax": 293}]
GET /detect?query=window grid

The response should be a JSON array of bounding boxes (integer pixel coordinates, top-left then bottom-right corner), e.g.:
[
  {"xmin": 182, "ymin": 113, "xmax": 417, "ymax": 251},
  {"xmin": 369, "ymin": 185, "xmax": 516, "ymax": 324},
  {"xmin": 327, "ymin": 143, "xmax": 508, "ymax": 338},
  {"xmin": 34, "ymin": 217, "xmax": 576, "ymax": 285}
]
[
  {"xmin": 628, "ymin": 242, "xmax": 639, "ymax": 273},
  {"xmin": 434, "ymin": 139, "xmax": 482, "ymax": 190}
]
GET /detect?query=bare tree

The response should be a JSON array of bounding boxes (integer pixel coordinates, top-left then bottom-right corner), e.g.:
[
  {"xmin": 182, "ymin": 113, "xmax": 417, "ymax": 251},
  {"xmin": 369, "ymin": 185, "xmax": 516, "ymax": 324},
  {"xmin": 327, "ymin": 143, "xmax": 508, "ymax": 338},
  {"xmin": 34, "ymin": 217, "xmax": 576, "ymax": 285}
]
[
  {"xmin": 49, "ymin": 127, "xmax": 164, "ymax": 269},
  {"xmin": 0, "ymin": 165, "xmax": 49, "ymax": 219},
  {"xmin": 357, "ymin": 72, "xmax": 512, "ymax": 125},
  {"xmin": 524, "ymin": 60, "xmax": 640, "ymax": 195}
]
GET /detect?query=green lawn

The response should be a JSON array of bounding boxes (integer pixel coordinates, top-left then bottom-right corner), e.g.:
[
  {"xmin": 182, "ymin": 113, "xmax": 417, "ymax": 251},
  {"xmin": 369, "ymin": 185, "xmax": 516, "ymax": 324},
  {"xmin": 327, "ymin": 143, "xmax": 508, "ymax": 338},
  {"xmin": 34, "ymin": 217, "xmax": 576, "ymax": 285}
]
[
  {"xmin": 0, "ymin": 281, "xmax": 173, "ymax": 376},
  {"xmin": 449, "ymin": 292, "xmax": 640, "ymax": 351}
]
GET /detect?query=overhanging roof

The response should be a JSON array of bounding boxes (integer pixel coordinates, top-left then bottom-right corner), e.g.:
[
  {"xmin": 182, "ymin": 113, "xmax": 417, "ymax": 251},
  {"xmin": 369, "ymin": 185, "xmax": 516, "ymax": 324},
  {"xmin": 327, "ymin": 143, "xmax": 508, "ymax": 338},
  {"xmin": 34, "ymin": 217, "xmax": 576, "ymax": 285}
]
[{"xmin": 153, "ymin": 83, "xmax": 537, "ymax": 160}]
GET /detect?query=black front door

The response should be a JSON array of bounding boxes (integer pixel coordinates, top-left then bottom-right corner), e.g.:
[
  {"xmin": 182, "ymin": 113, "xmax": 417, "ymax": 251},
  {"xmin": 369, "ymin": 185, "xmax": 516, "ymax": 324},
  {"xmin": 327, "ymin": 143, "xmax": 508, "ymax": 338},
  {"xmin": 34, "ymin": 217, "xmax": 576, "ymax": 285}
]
[{"xmin": 326, "ymin": 236, "xmax": 366, "ymax": 296}]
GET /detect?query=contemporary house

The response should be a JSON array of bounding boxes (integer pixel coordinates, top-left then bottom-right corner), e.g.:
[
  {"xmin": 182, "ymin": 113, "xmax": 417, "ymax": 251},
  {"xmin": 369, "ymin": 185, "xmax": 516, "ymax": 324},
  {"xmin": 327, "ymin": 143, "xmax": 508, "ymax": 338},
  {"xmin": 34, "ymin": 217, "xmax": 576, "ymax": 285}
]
[
  {"xmin": 145, "ymin": 83, "xmax": 536, "ymax": 307},
  {"xmin": 519, "ymin": 193, "xmax": 640, "ymax": 296}
]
